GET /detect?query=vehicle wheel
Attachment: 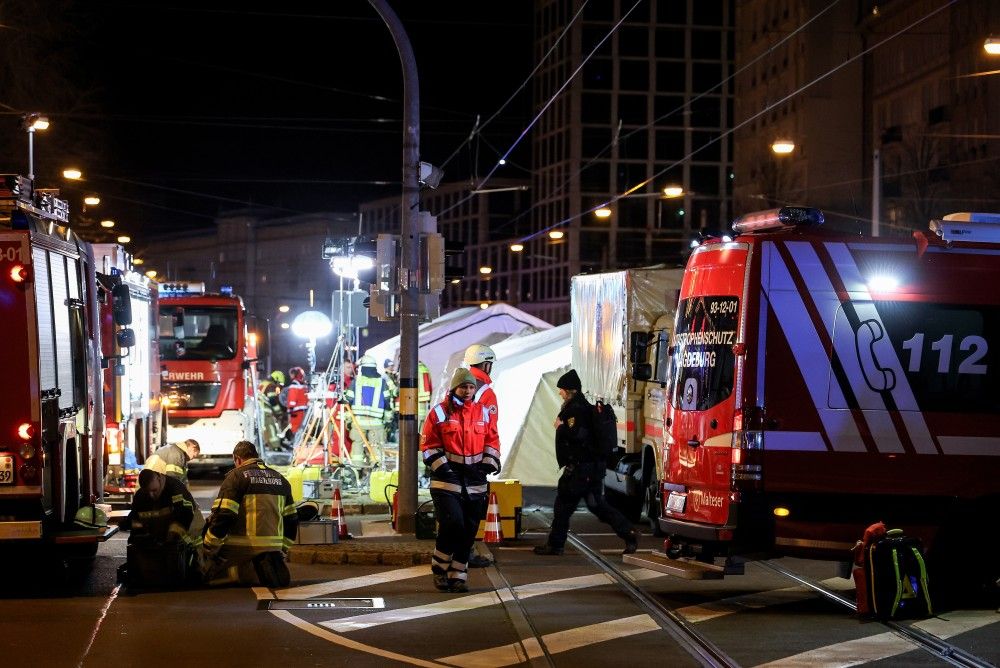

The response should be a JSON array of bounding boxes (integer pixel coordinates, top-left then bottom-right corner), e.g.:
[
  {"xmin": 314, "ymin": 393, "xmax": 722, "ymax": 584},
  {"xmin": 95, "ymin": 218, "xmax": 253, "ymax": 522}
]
[
  {"xmin": 331, "ymin": 465, "xmax": 359, "ymax": 491},
  {"xmin": 643, "ymin": 480, "xmax": 664, "ymax": 536}
]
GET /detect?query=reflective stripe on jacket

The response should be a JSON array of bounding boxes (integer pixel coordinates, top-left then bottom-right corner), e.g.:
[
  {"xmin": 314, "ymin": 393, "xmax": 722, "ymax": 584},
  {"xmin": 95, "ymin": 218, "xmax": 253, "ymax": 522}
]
[
  {"xmin": 203, "ymin": 459, "xmax": 298, "ymax": 555},
  {"xmin": 151, "ymin": 443, "xmax": 190, "ymax": 485},
  {"xmin": 126, "ymin": 476, "xmax": 196, "ymax": 544},
  {"xmin": 346, "ymin": 372, "xmax": 392, "ymax": 426},
  {"xmin": 420, "ymin": 397, "xmax": 500, "ymax": 496}
]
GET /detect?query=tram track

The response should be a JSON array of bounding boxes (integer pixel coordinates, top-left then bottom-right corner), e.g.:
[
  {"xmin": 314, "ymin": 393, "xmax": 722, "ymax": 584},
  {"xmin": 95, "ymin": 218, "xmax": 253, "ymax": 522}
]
[{"xmin": 759, "ymin": 560, "xmax": 996, "ymax": 668}]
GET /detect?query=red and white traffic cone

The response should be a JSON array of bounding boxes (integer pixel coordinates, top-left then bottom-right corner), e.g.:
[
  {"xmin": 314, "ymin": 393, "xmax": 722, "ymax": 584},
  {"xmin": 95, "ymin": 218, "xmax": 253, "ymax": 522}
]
[
  {"xmin": 483, "ymin": 491, "xmax": 503, "ymax": 545},
  {"xmin": 331, "ymin": 487, "xmax": 351, "ymax": 540}
]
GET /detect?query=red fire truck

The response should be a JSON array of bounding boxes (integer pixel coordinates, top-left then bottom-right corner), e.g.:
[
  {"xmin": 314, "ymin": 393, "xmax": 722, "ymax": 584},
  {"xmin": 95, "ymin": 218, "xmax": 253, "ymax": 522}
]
[
  {"xmin": 640, "ymin": 207, "xmax": 1000, "ymax": 590},
  {"xmin": 92, "ymin": 244, "xmax": 164, "ymax": 499},
  {"xmin": 0, "ymin": 176, "xmax": 128, "ymax": 554},
  {"xmin": 158, "ymin": 282, "xmax": 261, "ymax": 467}
]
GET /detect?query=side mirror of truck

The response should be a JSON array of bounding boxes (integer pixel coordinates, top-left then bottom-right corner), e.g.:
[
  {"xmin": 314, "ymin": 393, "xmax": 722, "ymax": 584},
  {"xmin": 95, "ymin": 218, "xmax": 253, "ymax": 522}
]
[
  {"xmin": 629, "ymin": 331, "xmax": 650, "ymax": 365},
  {"xmin": 632, "ymin": 362, "xmax": 653, "ymax": 381},
  {"xmin": 117, "ymin": 328, "xmax": 136, "ymax": 348},
  {"xmin": 112, "ymin": 283, "xmax": 133, "ymax": 326}
]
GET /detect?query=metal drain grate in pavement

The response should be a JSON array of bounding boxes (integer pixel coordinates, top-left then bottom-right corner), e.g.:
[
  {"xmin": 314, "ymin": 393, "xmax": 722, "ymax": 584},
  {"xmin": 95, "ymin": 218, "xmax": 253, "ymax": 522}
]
[{"xmin": 260, "ymin": 597, "xmax": 385, "ymax": 611}]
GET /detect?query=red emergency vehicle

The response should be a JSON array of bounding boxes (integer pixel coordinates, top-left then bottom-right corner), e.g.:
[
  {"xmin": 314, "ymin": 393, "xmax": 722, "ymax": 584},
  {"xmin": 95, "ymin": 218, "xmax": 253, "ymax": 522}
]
[
  {"xmin": 92, "ymin": 244, "xmax": 164, "ymax": 497},
  {"xmin": 0, "ymin": 175, "xmax": 125, "ymax": 553},
  {"xmin": 158, "ymin": 282, "xmax": 261, "ymax": 467},
  {"xmin": 655, "ymin": 207, "xmax": 1000, "ymax": 588}
]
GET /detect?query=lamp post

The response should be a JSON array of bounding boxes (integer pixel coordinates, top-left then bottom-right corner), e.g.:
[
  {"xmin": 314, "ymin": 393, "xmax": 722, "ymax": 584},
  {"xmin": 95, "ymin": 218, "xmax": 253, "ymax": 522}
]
[
  {"xmin": 369, "ymin": 0, "xmax": 422, "ymax": 534},
  {"xmin": 21, "ymin": 113, "xmax": 49, "ymax": 182}
]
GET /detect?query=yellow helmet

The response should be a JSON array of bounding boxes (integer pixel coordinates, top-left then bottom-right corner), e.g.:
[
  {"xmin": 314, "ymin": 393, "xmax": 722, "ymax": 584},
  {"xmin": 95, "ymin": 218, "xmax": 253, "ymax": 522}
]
[{"xmin": 74, "ymin": 505, "xmax": 109, "ymax": 529}]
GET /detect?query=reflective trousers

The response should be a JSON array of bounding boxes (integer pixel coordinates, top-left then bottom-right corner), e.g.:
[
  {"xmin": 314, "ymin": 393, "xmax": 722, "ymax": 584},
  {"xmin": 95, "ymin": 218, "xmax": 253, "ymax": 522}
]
[{"xmin": 430, "ymin": 490, "xmax": 487, "ymax": 582}]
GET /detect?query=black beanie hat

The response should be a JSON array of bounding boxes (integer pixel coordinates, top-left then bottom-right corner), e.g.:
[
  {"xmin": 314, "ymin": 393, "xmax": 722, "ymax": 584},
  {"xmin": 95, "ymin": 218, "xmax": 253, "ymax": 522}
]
[{"xmin": 557, "ymin": 369, "xmax": 582, "ymax": 391}]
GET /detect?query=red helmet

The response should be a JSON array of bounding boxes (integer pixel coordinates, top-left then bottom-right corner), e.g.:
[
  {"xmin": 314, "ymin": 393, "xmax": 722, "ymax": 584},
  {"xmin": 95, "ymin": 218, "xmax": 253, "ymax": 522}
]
[{"xmin": 288, "ymin": 366, "xmax": 306, "ymax": 382}]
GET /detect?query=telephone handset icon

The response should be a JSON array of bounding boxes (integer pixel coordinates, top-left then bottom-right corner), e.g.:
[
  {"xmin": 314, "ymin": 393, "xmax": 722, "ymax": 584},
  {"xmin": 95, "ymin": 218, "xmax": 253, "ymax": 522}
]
[{"xmin": 855, "ymin": 319, "xmax": 896, "ymax": 392}]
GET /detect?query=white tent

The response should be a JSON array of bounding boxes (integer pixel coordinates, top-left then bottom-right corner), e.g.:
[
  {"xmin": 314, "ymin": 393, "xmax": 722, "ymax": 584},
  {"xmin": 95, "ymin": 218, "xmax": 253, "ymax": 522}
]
[
  {"xmin": 364, "ymin": 303, "xmax": 552, "ymax": 396},
  {"xmin": 490, "ymin": 324, "xmax": 571, "ymax": 486}
]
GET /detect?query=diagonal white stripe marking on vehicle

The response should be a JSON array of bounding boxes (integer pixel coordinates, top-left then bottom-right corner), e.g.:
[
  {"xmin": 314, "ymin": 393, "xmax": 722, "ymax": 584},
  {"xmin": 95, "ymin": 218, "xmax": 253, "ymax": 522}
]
[
  {"xmin": 788, "ymin": 241, "xmax": 905, "ymax": 454},
  {"xmin": 764, "ymin": 244, "xmax": 864, "ymax": 451},
  {"xmin": 437, "ymin": 614, "xmax": 659, "ymax": 667},
  {"xmin": 322, "ymin": 572, "xmax": 624, "ymax": 632},
  {"xmin": 276, "ymin": 564, "xmax": 428, "ymax": 600},
  {"xmin": 824, "ymin": 242, "xmax": 937, "ymax": 454}
]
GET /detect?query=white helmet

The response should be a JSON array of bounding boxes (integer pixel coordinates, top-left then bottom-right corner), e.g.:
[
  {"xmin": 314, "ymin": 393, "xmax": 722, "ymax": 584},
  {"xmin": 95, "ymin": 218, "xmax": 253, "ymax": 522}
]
[
  {"xmin": 463, "ymin": 344, "xmax": 496, "ymax": 366},
  {"xmin": 358, "ymin": 355, "xmax": 377, "ymax": 368}
]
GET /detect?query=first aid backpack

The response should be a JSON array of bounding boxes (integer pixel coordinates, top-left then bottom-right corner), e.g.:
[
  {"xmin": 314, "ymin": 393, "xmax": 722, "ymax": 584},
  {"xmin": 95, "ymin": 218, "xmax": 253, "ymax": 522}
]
[{"xmin": 864, "ymin": 528, "xmax": 932, "ymax": 620}]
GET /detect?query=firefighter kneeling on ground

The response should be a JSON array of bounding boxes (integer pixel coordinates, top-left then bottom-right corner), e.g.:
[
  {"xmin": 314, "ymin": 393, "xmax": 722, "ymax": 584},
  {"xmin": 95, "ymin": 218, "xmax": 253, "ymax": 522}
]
[
  {"xmin": 200, "ymin": 440, "xmax": 298, "ymax": 588},
  {"xmin": 119, "ymin": 460, "xmax": 201, "ymax": 588},
  {"xmin": 421, "ymin": 368, "xmax": 501, "ymax": 593},
  {"xmin": 344, "ymin": 355, "xmax": 393, "ymax": 466}
]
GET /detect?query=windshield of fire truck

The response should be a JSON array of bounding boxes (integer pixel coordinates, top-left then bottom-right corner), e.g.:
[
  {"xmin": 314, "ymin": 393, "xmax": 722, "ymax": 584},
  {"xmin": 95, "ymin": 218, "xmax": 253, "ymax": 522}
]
[
  {"xmin": 158, "ymin": 307, "xmax": 238, "ymax": 361},
  {"xmin": 668, "ymin": 296, "xmax": 738, "ymax": 411}
]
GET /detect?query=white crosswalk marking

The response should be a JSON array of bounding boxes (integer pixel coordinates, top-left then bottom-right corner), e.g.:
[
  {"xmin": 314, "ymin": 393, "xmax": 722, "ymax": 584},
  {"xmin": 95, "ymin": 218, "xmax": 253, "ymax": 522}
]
[
  {"xmin": 437, "ymin": 614, "xmax": 660, "ymax": 667},
  {"xmin": 752, "ymin": 610, "xmax": 999, "ymax": 668},
  {"xmin": 322, "ymin": 572, "xmax": 619, "ymax": 633},
  {"xmin": 276, "ymin": 564, "xmax": 428, "ymax": 600},
  {"xmin": 678, "ymin": 578, "xmax": 852, "ymax": 624}
]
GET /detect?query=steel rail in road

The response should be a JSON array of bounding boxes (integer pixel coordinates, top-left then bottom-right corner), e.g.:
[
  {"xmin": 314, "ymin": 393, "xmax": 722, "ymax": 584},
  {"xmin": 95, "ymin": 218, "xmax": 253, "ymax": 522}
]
[
  {"xmin": 759, "ymin": 560, "xmax": 995, "ymax": 668},
  {"xmin": 563, "ymin": 532, "xmax": 741, "ymax": 668}
]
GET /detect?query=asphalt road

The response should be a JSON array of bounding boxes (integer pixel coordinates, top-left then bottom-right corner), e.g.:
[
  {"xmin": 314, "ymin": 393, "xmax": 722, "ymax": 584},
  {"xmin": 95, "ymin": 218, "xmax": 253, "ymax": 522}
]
[{"xmin": 2, "ymin": 479, "xmax": 998, "ymax": 667}]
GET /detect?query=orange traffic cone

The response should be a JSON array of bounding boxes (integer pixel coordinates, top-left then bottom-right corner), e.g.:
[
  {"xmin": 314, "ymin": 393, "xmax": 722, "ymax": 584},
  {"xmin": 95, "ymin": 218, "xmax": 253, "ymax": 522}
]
[
  {"xmin": 483, "ymin": 491, "xmax": 503, "ymax": 544},
  {"xmin": 331, "ymin": 486, "xmax": 352, "ymax": 540}
]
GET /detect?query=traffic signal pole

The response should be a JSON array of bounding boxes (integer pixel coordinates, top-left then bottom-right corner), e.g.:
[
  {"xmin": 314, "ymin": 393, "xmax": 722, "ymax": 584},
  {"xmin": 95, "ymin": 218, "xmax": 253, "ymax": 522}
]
[{"xmin": 370, "ymin": 0, "xmax": 420, "ymax": 533}]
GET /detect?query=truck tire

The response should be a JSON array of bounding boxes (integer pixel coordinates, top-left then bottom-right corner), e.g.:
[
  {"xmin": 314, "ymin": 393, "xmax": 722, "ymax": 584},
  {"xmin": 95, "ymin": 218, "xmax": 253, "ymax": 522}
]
[{"xmin": 643, "ymin": 479, "xmax": 664, "ymax": 536}]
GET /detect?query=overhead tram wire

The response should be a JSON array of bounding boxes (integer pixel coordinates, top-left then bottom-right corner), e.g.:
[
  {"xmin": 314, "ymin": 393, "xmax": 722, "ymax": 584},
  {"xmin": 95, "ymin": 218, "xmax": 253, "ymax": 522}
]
[
  {"xmin": 94, "ymin": 175, "xmax": 310, "ymax": 216},
  {"xmin": 435, "ymin": 0, "xmax": 645, "ymax": 219},
  {"xmin": 520, "ymin": 0, "xmax": 960, "ymax": 243},
  {"xmin": 492, "ymin": 0, "xmax": 847, "ymax": 236},
  {"xmin": 435, "ymin": 0, "xmax": 589, "ymax": 173}
]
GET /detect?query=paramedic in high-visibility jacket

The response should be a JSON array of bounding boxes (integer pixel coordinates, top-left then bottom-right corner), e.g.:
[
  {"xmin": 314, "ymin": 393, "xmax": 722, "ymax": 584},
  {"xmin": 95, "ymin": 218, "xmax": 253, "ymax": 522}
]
[
  {"xmin": 344, "ymin": 355, "xmax": 394, "ymax": 465},
  {"xmin": 201, "ymin": 440, "xmax": 298, "ymax": 588},
  {"xmin": 420, "ymin": 368, "xmax": 501, "ymax": 593}
]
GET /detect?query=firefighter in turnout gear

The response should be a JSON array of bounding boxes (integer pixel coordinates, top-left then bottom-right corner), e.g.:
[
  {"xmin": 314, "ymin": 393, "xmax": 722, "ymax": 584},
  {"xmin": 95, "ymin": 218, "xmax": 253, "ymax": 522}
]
[
  {"xmin": 344, "ymin": 355, "xmax": 393, "ymax": 465},
  {"xmin": 420, "ymin": 368, "xmax": 500, "ymax": 593},
  {"xmin": 279, "ymin": 366, "xmax": 309, "ymax": 436},
  {"xmin": 201, "ymin": 441, "xmax": 298, "ymax": 587},
  {"xmin": 259, "ymin": 371, "xmax": 288, "ymax": 449},
  {"xmin": 148, "ymin": 439, "xmax": 200, "ymax": 486}
]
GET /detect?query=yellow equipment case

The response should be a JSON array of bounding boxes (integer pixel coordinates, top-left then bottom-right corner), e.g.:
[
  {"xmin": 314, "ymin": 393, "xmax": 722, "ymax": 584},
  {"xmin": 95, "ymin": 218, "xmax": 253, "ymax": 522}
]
[{"xmin": 476, "ymin": 479, "xmax": 522, "ymax": 539}]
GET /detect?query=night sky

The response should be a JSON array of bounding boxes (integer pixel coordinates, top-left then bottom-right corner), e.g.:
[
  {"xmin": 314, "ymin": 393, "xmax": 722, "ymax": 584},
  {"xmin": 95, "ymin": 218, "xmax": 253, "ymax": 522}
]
[{"xmin": 2, "ymin": 1, "xmax": 533, "ymax": 241}]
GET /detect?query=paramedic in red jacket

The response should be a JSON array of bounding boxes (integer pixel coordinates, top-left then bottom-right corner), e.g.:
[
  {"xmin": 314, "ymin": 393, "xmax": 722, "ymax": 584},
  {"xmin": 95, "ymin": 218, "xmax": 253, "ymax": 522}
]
[{"xmin": 420, "ymin": 368, "xmax": 500, "ymax": 593}]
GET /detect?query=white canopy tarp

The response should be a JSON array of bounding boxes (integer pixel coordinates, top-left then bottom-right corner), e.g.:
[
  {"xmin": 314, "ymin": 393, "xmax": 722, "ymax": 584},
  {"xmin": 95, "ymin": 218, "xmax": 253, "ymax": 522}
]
[{"xmin": 364, "ymin": 303, "xmax": 552, "ymax": 398}]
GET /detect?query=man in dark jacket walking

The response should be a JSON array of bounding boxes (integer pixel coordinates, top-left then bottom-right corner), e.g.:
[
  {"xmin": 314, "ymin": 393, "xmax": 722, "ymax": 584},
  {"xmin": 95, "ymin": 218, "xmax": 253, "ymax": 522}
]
[{"xmin": 535, "ymin": 369, "xmax": 638, "ymax": 556}]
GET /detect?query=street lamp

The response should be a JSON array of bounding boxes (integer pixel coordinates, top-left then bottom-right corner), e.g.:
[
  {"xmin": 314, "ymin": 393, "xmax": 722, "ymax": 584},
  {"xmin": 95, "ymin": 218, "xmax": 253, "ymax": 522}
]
[
  {"xmin": 84, "ymin": 195, "xmax": 101, "ymax": 206},
  {"xmin": 662, "ymin": 185, "xmax": 685, "ymax": 198},
  {"xmin": 117, "ymin": 235, "xmax": 131, "ymax": 244},
  {"xmin": 549, "ymin": 230, "xmax": 565, "ymax": 240},
  {"xmin": 594, "ymin": 207, "xmax": 612, "ymax": 219},
  {"xmin": 291, "ymin": 310, "xmax": 333, "ymax": 378},
  {"xmin": 509, "ymin": 243, "xmax": 524, "ymax": 252},
  {"xmin": 100, "ymin": 220, "xmax": 115, "ymax": 228},
  {"xmin": 985, "ymin": 37, "xmax": 1000, "ymax": 55},
  {"xmin": 20, "ymin": 113, "xmax": 49, "ymax": 182},
  {"xmin": 62, "ymin": 168, "xmax": 83, "ymax": 180},
  {"xmin": 770, "ymin": 139, "xmax": 795, "ymax": 155}
]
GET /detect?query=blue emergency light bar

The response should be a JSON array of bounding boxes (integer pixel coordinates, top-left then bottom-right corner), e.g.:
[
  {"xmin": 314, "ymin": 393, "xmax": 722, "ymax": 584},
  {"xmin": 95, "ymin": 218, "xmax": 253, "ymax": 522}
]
[{"xmin": 731, "ymin": 206, "xmax": 825, "ymax": 235}]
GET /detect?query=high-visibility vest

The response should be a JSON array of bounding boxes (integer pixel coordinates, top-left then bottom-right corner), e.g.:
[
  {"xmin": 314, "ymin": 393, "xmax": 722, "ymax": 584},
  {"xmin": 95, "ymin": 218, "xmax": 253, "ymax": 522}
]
[
  {"xmin": 418, "ymin": 362, "xmax": 432, "ymax": 404},
  {"xmin": 347, "ymin": 374, "xmax": 391, "ymax": 427}
]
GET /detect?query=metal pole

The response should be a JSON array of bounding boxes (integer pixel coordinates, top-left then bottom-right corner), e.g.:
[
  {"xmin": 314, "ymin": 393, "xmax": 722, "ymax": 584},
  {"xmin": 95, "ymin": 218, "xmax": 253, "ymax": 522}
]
[
  {"xmin": 27, "ymin": 128, "xmax": 35, "ymax": 182},
  {"xmin": 369, "ymin": 0, "xmax": 420, "ymax": 534},
  {"xmin": 871, "ymin": 148, "xmax": 881, "ymax": 237}
]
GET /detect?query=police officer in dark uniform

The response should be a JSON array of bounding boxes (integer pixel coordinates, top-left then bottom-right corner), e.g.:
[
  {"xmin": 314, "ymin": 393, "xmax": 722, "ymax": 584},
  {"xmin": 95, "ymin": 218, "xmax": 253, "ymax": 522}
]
[{"xmin": 534, "ymin": 369, "xmax": 639, "ymax": 555}]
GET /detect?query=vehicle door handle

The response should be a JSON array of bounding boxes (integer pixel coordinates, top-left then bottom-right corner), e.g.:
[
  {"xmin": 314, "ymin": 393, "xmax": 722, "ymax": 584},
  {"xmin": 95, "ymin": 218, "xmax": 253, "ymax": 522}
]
[{"xmin": 687, "ymin": 439, "xmax": 700, "ymax": 448}]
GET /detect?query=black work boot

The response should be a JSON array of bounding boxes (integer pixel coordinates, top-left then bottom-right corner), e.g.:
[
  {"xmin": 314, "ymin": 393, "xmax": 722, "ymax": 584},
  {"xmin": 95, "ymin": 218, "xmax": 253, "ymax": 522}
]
[
  {"xmin": 623, "ymin": 530, "xmax": 640, "ymax": 555},
  {"xmin": 447, "ymin": 578, "xmax": 469, "ymax": 593},
  {"xmin": 533, "ymin": 544, "xmax": 564, "ymax": 556},
  {"xmin": 254, "ymin": 552, "xmax": 290, "ymax": 588},
  {"xmin": 468, "ymin": 554, "xmax": 492, "ymax": 568},
  {"xmin": 432, "ymin": 570, "xmax": 450, "ymax": 592}
]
